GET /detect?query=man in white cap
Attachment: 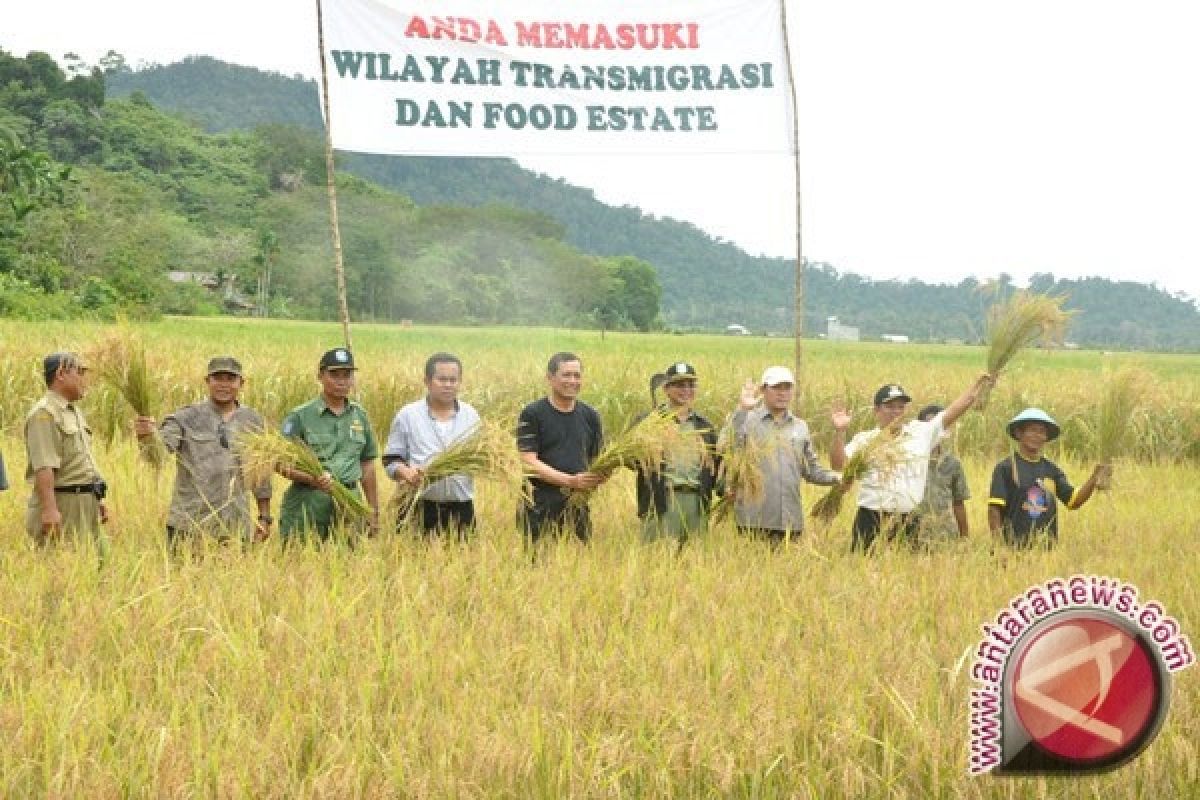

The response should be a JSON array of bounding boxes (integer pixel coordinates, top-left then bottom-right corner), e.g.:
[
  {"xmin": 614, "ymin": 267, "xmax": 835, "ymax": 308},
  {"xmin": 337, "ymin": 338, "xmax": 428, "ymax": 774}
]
[
  {"xmin": 831, "ymin": 373, "xmax": 994, "ymax": 551},
  {"xmin": 721, "ymin": 365, "xmax": 841, "ymax": 545}
]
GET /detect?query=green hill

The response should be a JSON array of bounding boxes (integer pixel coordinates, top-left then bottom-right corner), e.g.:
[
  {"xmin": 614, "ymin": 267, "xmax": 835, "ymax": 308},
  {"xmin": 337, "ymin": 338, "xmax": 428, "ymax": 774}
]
[
  {"xmin": 105, "ymin": 56, "xmax": 1200, "ymax": 350},
  {"xmin": 4, "ymin": 51, "xmax": 1194, "ymax": 349}
]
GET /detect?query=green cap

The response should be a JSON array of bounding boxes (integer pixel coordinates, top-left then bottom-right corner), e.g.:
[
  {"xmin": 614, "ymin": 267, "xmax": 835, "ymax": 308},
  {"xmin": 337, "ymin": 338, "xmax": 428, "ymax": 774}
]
[{"xmin": 206, "ymin": 356, "xmax": 243, "ymax": 377}]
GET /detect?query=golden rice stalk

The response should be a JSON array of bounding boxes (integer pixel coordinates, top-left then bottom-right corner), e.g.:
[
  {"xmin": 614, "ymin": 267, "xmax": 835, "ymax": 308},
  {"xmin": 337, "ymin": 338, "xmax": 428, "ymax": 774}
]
[
  {"xmin": 237, "ymin": 430, "xmax": 371, "ymax": 518},
  {"xmin": 392, "ymin": 421, "xmax": 527, "ymax": 524},
  {"xmin": 811, "ymin": 426, "xmax": 905, "ymax": 522},
  {"xmin": 565, "ymin": 409, "xmax": 688, "ymax": 509},
  {"xmin": 709, "ymin": 433, "xmax": 774, "ymax": 525},
  {"xmin": 1090, "ymin": 367, "xmax": 1149, "ymax": 490},
  {"xmin": 978, "ymin": 291, "xmax": 1074, "ymax": 409},
  {"xmin": 89, "ymin": 323, "xmax": 164, "ymax": 468}
]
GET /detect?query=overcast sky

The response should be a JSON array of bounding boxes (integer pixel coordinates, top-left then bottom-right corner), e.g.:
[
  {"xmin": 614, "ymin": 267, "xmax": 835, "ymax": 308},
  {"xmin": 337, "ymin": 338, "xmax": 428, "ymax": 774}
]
[{"xmin": 5, "ymin": 1, "xmax": 1199, "ymax": 302}]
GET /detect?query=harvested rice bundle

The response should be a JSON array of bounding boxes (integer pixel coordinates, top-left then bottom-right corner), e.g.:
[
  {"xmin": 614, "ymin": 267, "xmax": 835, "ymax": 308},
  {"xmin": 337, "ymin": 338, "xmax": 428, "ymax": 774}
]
[
  {"xmin": 709, "ymin": 433, "xmax": 772, "ymax": 525},
  {"xmin": 89, "ymin": 324, "xmax": 163, "ymax": 468},
  {"xmin": 978, "ymin": 291, "xmax": 1074, "ymax": 409},
  {"xmin": 238, "ymin": 430, "xmax": 371, "ymax": 518},
  {"xmin": 1087, "ymin": 367, "xmax": 1149, "ymax": 490},
  {"xmin": 392, "ymin": 421, "xmax": 526, "ymax": 524},
  {"xmin": 565, "ymin": 409, "xmax": 690, "ymax": 509},
  {"xmin": 810, "ymin": 426, "xmax": 905, "ymax": 523}
]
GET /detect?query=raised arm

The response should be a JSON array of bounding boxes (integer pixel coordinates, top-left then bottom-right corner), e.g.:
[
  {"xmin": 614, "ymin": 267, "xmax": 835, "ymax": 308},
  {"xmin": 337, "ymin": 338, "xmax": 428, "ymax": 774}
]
[
  {"xmin": 829, "ymin": 402, "xmax": 852, "ymax": 470},
  {"xmin": 941, "ymin": 373, "xmax": 996, "ymax": 429}
]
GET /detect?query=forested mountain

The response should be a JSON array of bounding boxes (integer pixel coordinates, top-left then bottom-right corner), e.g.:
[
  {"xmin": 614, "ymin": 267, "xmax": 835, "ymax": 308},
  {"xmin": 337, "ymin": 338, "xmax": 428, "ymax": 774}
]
[
  {"xmin": 104, "ymin": 56, "xmax": 1200, "ymax": 350},
  {"xmin": 4, "ymin": 52, "xmax": 1194, "ymax": 348},
  {"xmin": 0, "ymin": 50, "xmax": 660, "ymax": 330}
]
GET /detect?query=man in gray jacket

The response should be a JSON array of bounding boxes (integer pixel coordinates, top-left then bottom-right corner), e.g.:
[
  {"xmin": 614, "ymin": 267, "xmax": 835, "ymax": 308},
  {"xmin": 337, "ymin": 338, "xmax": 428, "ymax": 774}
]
[
  {"xmin": 722, "ymin": 366, "xmax": 840, "ymax": 545},
  {"xmin": 135, "ymin": 356, "xmax": 272, "ymax": 546}
]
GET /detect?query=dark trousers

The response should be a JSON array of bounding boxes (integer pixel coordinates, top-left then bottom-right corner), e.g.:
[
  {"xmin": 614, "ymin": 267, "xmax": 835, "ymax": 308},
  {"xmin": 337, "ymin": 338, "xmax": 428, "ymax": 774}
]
[
  {"xmin": 852, "ymin": 507, "xmax": 919, "ymax": 552},
  {"xmin": 519, "ymin": 498, "xmax": 591, "ymax": 544},
  {"xmin": 418, "ymin": 499, "xmax": 475, "ymax": 538},
  {"xmin": 737, "ymin": 526, "xmax": 797, "ymax": 547}
]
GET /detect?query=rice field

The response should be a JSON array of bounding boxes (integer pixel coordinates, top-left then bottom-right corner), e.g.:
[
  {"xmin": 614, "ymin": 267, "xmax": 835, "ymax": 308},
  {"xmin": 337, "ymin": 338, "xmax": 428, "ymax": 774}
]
[{"xmin": 0, "ymin": 317, "xmax": 1196, "ymax": 798}]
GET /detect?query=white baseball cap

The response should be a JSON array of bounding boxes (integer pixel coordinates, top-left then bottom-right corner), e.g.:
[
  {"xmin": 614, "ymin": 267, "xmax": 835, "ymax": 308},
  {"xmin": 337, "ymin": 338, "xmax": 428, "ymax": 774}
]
[{"xmin": 760, "ymin": 366, "xmax": 795, "ymax": 387}]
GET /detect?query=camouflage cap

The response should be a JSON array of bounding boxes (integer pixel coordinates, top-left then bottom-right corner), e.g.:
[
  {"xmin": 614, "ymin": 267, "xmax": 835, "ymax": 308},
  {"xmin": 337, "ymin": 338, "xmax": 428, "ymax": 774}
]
[{"xmin": 206, "ymin": 356, "xmax": 243, "ymax": 377}]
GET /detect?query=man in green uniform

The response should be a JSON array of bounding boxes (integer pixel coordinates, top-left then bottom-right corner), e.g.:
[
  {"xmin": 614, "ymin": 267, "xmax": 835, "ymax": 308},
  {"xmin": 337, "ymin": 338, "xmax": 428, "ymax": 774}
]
[
  {"xmin": 278, "ymin": 347, "xmax": 380, "ymax": 541},
  {"xmin": 24, "ymin": 351, "xmax": 109, "ymax": 548},
  {"xmin": 134, "ymin": 356, "xmax": 273, "ymax": 547}
]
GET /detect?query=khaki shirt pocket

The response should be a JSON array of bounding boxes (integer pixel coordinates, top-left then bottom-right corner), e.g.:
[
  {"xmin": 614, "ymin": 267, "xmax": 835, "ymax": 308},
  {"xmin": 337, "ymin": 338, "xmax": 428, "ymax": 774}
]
[
  {"xmin": 185, "ymin": 429, "xmax": 226, "ymax": 462},
  {"xmin": 56, "ymin": 418, "xmax": 83, "ymax": 458}
]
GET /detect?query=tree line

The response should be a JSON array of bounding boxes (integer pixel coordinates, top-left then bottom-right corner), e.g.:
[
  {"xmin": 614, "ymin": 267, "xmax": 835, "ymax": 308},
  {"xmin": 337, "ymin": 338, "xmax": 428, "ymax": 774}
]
[
  {"xmin": 3, "ymin": 51, "xmax": 1196, "ymax": 349},
  {"xmin": 0, "ymin": 50, "xmax": 662, "ymax": 330}
]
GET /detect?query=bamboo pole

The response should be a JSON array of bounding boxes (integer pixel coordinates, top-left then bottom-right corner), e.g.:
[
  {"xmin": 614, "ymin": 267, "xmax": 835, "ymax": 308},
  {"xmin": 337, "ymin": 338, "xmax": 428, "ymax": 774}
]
[
  {"xmin": 778, "ymin": 0, "xmax": 804, "ymax": 384},
  {"xmin": 315, "ymin": 0, "xmax": 354, "ymax": 350}
]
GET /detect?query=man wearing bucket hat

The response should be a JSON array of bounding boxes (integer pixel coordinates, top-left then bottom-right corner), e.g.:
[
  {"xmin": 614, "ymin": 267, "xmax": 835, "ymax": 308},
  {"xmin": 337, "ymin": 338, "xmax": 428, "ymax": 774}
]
[
  {"xmin": 987, "ymin": 407, "xmax": 1110, "ymax": 548},
  {"xmin": 134, "ymin": 356, "xmax": 272, "ymax": 546},
  {"xmin": 23, "ymin": 351, "xmax": 109, "ymax": 548},
  {"xmin": 278, "ymin": 347, "xmax": 380, "ymax": 541},
  {"xmin": 721, "ymin": 365, "xmax": 841, "ymax": 544},
  {"xmin": 634, "ymin": 361, "xmax": 720, "ymax": 544},
  {"xmin": 831, "ymin": 372, "xmax": 994, "ymax": 552}
]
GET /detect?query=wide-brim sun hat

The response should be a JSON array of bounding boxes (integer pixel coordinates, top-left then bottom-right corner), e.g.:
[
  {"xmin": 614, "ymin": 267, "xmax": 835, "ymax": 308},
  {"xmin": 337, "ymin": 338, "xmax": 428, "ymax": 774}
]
[{"xmin": 1006, "ymin": 407, "xmax": 1061, "ymax": 441}]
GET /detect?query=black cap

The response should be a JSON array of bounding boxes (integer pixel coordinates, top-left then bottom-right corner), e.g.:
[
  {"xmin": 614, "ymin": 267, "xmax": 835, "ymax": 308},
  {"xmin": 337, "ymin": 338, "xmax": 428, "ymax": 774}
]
[
  {"xmin": 43, "ymin": 351, "xmax": 84, "ymax": 385},
  {"xmin": 663, "ymin": 361, "xmax": 697, "ymax": 384},
  {"xmin": 318, "ymin": 348, "xmax": 356, "ymax": 371},
  {"xmin": 917, "ymin": 403, "xmax": 944, "ymax": 422},
  {"xmin": 873, "ymin": 384, "xmax": 912, "ymax": 406}
]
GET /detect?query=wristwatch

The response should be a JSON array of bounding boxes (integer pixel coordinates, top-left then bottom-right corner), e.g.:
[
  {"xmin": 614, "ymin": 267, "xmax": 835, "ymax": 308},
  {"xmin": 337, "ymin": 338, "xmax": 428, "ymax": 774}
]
[{"xmin": 257, "ymin": 514, "xmax": 274, "ymax": 524}]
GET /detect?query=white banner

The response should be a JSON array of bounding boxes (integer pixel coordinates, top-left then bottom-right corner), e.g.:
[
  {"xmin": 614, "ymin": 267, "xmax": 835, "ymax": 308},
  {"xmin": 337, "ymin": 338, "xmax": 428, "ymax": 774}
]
[{"xmin": 321, "ymin": 0, "xmax": 794, "ymax": 156}]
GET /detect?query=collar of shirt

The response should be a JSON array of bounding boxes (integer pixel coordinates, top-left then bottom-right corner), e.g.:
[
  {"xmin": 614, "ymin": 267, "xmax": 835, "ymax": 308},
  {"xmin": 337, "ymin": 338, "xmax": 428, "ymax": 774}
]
[
  {"xmin": 317, "ymin": 396, "xmax": 355, "ymax": 417},
  {"xmin": 424, "ymin": 397, "xmax": 460, "ymax": 419},
  {"xmin": 46, "ymin": 390, "xmax": 73, "ymax": 413},
  {"xmin": 755, "ymin": 406, "xmax": 793, "ymax": 424}
]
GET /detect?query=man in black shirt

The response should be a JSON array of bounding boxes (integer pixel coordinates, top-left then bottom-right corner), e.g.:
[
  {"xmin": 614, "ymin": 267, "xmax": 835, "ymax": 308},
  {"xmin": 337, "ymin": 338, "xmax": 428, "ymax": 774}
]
[{"xmin": 516, "ymin": 352, "xmax": 606, "ymax": 543}]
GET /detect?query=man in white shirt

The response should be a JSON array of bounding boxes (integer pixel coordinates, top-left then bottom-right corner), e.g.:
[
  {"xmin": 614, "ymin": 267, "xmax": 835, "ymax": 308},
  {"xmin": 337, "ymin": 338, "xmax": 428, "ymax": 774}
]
[
  {"xmin": 383, "ymin": 353, "xmax": 481, "ymax": 538},
  {"xmin": 831, "ymin": 373, "xmax": 993, "ymax": 551}
]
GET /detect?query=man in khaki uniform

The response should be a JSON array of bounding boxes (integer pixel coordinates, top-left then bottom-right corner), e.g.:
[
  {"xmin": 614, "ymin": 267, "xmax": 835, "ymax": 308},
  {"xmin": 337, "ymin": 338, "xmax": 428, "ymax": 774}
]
[
  {"xmin": 24, "ymin": 351, "xmax": 109, "ymax": 546},
  {"xmin": 134, "ymin": 356, "xmax": 272, "ymax": 546}
]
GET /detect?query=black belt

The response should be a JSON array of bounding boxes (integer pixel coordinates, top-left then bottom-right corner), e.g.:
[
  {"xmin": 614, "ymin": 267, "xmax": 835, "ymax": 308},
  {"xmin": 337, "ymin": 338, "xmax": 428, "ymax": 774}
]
[
  {"xmin": 670, "ymin": 485, "xmax": 701, "ymax": 494},
  {"xmin": 296, "ymin": 480, "xmax": 357, "ymax": 490},
  {"xmin": 55, "ymin": 484, "xmax": 97, "ymax": 494}
]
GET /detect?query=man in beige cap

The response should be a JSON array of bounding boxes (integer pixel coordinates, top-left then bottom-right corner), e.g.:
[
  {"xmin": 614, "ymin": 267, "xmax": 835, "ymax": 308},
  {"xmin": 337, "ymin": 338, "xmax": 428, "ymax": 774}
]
[
  {"xmin": 24, "ymin": 351, "xmax": 109, "ymax": 547},
  {"xmin": 135, "ymin": 356, "xmax": 272, "ymax": 546},
  {"xmin": 721, "ymin": 365, "xmax": 841, "ymax": 545}
]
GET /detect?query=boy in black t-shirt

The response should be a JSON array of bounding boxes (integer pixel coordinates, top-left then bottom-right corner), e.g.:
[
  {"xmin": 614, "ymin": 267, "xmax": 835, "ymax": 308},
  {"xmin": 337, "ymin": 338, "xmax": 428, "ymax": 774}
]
[
  {"xmin": 987, "ymin": 407, "xmax": 1110, "ymax": 548},
  {"xmin": 516, "ymin": 352, "xmax": 605, "ymax": 542}
]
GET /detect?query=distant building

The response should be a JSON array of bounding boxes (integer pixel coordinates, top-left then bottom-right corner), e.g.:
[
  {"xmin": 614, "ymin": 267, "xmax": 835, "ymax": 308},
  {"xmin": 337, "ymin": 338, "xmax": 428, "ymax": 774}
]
[
  {"xmin": 826, "ymin": 316, "xmax": 860, "ymax": 341},
  {"xmin": 881, "ymin": 334, "xmax": 910, "ymax": 344},
  {"xmin": 726, "ymin": 323, "xmax": 751, "ymax": 336},
  {"xmin": 167, "ymin": 271, "xmax": 220, "ymax": 289}
]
